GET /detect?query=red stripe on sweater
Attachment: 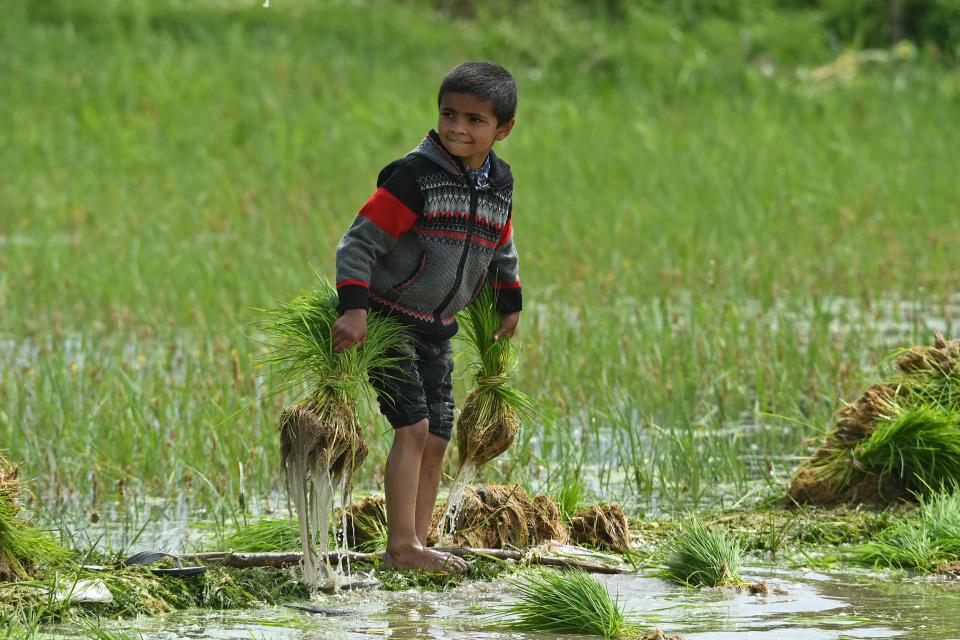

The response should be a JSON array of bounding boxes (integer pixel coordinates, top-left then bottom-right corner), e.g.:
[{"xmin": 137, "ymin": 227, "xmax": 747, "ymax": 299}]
[
  {"xmin": 336, "ymin": 279, "xmax": 369, "ymax": 289},
  {"xmin": 417, "ymin": 228, "xmax": 466, "ymax": 241},
  {"xmin": 359, "ymin": 188, "xmax": 419, "ymax": 239},
  {"xmin": 492, "ymin": 280, "xmax": 522, "ymax": 290},
  {"xmin": 497, "ymin": 219, "xmax": 513, "ymax": 247}
]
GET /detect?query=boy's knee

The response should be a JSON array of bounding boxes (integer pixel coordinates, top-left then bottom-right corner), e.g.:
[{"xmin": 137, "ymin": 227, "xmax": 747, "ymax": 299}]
[{"xmin": 395, "ymin": 419, "xmax": 430, "ymax": 448}]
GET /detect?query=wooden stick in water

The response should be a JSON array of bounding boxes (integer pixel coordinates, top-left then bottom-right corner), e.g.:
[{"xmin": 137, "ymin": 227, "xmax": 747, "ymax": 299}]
[{"xmin": 184, "ymin": 548, "xmax": 630, "ymax": 574}]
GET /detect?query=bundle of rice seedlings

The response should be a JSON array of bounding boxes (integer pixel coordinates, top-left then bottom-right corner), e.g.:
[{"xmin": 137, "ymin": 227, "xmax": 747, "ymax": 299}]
[
  {"xmin": 0, "ymin": 455, "xmax": 69, "ymax": 582},
  {"xmin": 433, "ymin": 485, "xmax": 566, "ymax": 549},
  {"xmin": 531, "ymin": 495, "xmax": 569, "ymax": 545},
  {"xmin": 847, "ymin": 490, "xmax": 960, "ymax": 572},
  {"xmin": 568, "ymin": 504, "xmax": 632, "ymax": 553},
  {"xmin": 442, "ymin": 288, "xmax": 541, "ymax": 537},
  {"xmin": 854, "ymin": 402, "xmax": 960, "ymax": 491},
  {"xmin": 789, "ymin": 333, "xmax": 960, "ymax": 506},
  {"xmin": 661, "ymin": 518, "xmax": 745, "ymax": 588},
  {"xmin": 495, "ymin": 569, "xmax": 637, "ymax": 639},
  {"xmin": 256, "ymin": 280, "xmax": 407, "ymax": 588}
]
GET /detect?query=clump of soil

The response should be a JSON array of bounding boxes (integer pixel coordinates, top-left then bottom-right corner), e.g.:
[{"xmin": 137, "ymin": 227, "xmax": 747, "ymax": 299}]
[
  {"xmin": 636, "ymin": 631, "xmax": 684, "ymax": 640},
  {"xmin": 788, "ymin": 333, "xmax": 960, "ymax": 506},
  {"xmin": 568, "ymin": 503, "xmax": 632, "ymax": 552},
  {"xmin": 432, "ymin": 485, "xmax": 568, "ymax": 549},
  {"xmin": 745, "ymin": 581, "xmax": 789, "ymax": 596}
]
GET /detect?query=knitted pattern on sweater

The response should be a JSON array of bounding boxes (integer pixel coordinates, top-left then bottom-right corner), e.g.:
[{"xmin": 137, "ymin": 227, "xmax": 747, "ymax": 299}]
[{"xmin": 336, "ymin": 130, "xmax": 521, "ymax": 338}]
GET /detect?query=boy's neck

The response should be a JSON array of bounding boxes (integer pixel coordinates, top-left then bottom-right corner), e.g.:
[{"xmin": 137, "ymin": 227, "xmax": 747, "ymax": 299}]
[{"xmin": 463, "ymin": 153, "xmax": 489, "ymax": 170}]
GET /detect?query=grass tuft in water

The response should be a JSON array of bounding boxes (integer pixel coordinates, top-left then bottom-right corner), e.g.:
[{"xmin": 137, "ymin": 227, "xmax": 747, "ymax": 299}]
[
  {"xmin": 661, "ymin": 518, "xmax": 745, "ymax": 587},
  {"xmin": 847, "ymin": 490, "xmax": 960, "ymax": 572},
  {"xmin": 495, "ymin": 569, "xmax": 635, "ymax": 639}
]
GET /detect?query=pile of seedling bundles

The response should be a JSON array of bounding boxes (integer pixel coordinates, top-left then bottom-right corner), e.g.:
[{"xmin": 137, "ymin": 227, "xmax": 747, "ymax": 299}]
[
  {"xmin": 789, "ymin": 333, "xmax": 960, "ymax": 506},
  {"xmin": 257, "ymin": 281, "xmax": 407, "ymax": 588},
  {"xmin": 440, "ymin": 287, "xmax": 542, "ymax": 538}
]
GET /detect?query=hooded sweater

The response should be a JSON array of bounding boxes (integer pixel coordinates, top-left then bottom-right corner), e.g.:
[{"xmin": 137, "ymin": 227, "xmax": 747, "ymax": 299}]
[{"xmin": 336, "ymin": 130, "xmax": 522, "ymax": 339}]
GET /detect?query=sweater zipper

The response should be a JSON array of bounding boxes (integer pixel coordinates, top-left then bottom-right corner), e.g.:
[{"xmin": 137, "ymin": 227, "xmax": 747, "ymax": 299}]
[{"xmin": 433, "ymin": 177, "xmax": 478, "ymax": 321}]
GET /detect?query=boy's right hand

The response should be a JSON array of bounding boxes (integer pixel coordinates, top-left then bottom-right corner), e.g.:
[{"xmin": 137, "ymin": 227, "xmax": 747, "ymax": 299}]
[{"xmin": 331, "ymin": 308, "xmax": 368, "ymax": 353}]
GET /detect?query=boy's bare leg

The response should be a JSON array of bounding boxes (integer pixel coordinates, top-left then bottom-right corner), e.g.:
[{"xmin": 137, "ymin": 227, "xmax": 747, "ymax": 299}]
[
  {"xmin": 415, "ymin": 434, "xmax": 467, "ymax": 571},
  {"xmin": 383, "ymin": 420, "xmax": 465, "ymax": 572},
  {"xmin": 415, "ymin": 433, "xmax": 449, "ymax": 546}
]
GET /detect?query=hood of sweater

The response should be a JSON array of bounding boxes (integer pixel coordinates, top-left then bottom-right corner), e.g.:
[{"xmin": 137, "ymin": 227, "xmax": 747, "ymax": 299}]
[{"xmin": 409, "ymin": 130, "xmax": 514, "ymax": 190}]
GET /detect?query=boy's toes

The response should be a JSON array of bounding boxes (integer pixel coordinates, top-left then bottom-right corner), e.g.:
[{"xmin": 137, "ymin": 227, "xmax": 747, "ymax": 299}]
[{"xmin": 432, "ymin": 550, "xmax": 468, "ymax": 574}]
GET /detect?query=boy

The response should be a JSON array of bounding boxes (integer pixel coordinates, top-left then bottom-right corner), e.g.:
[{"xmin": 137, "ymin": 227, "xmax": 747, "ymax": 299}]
[{"xmin": 331, "ymin": 61, "xmax": 522, "ymax": 572}]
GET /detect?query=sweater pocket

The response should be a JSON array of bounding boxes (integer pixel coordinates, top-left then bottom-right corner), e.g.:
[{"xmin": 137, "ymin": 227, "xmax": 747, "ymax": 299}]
[{"xmin": 392, "ymin": 252, "xmax": 430, "ymax": 291}]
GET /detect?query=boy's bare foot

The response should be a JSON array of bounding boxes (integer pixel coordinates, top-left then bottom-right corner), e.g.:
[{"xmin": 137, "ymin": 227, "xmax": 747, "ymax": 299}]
[{"xmin": 383, "ymin": 544, "xmax": 468, "ymax": 574}]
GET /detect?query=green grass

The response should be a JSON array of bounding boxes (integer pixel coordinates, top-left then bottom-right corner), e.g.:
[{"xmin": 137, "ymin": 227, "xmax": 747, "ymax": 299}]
[
  {"xmin": 81, "ymin": 618, "xmax": 142, "ymax": 640},
  {"xmin": 853, "ymin": 401, "xmax": 960, "ymax": 492},
  {"xmin": 847, "ymin": 491, "xmax": 960, "ymax": 572},
  {"xmin": 222, "ymin": 517, "xmax": 300, "ymax": 553},
  {"xmin": 0, "ymin": 565, "xmax": 309, "ymax": 625},
  {"xmin": 661, "ymin": 518, "xmax": 746, "ymax": 587},
  {"xmin": 496, "ymin": 569, "xmax": 635, "ymax": 639},
  {"xmin": 2, "ymin": 0, "xmax": 960, "ymax": 521}
]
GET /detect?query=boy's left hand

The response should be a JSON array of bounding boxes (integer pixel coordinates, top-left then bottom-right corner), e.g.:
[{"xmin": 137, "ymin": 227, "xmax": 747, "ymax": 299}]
[{"xmin": 493, "ymin": 311, "xmax": 520, "ymax": 341}]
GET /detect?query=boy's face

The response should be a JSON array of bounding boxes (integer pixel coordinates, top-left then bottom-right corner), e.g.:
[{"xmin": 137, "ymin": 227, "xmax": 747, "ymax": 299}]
[{"xmin": 438, "ymin": 92, "xmax": 514, "ymax": 170}]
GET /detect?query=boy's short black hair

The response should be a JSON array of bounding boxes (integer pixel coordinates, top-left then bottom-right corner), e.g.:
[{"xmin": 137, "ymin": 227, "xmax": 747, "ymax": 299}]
[{"xmin": 438, "ymin": 61, "xmax": 518, "ymax": 124}]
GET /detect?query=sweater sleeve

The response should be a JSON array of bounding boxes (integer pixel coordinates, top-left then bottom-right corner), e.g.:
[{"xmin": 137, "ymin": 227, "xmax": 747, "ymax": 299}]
[
  {"xmin": 336, "ymin": 161, "xmax": 424, "ymax": 313},
  {"xmin": 487, "ymin": 209, "xmax": 522, "ymax": 313}
]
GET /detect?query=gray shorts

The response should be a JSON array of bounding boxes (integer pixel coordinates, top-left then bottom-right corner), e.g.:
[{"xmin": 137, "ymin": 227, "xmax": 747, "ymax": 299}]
[{"xmin": 370, "ymin": 331, "xmax": 455, "ymax": 440}]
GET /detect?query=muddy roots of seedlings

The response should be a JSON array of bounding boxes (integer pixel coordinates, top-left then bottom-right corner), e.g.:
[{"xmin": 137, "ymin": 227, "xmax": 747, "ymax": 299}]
[
  {"xmin": 278, "ymin": 399, "xmax": 367, "ymax": 588},
  {"xmin": 456, "ymin": 387, "xmax": 521, "ymax": 472},
  {"xmin": 433, "ymin": 485, "xmax": 567, "ymax": 549},
  {"xmin": 788, "ymin": 333, "xmax": 960, "ymax": 507},
  {"xmin": 568, "ymin": 504, "xmax": 632, "ymax": 553}
]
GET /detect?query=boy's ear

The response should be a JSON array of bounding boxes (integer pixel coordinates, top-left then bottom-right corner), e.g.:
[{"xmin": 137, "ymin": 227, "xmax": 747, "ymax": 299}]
[{"xmin": 495, "ymin": 118, "xmax": 516, "ymax": 141}]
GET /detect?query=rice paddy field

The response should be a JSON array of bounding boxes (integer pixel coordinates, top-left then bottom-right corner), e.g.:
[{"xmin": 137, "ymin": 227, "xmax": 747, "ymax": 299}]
[{"xmin": 4, "ymin": 0, "xmax": 960, "ymax": 638}]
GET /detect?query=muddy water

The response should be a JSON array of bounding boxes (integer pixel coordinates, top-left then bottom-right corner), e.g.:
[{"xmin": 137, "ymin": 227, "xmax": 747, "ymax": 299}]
[{"xmin": 43, "ymin": 565, "xmax": 960, "ymax": 639}]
